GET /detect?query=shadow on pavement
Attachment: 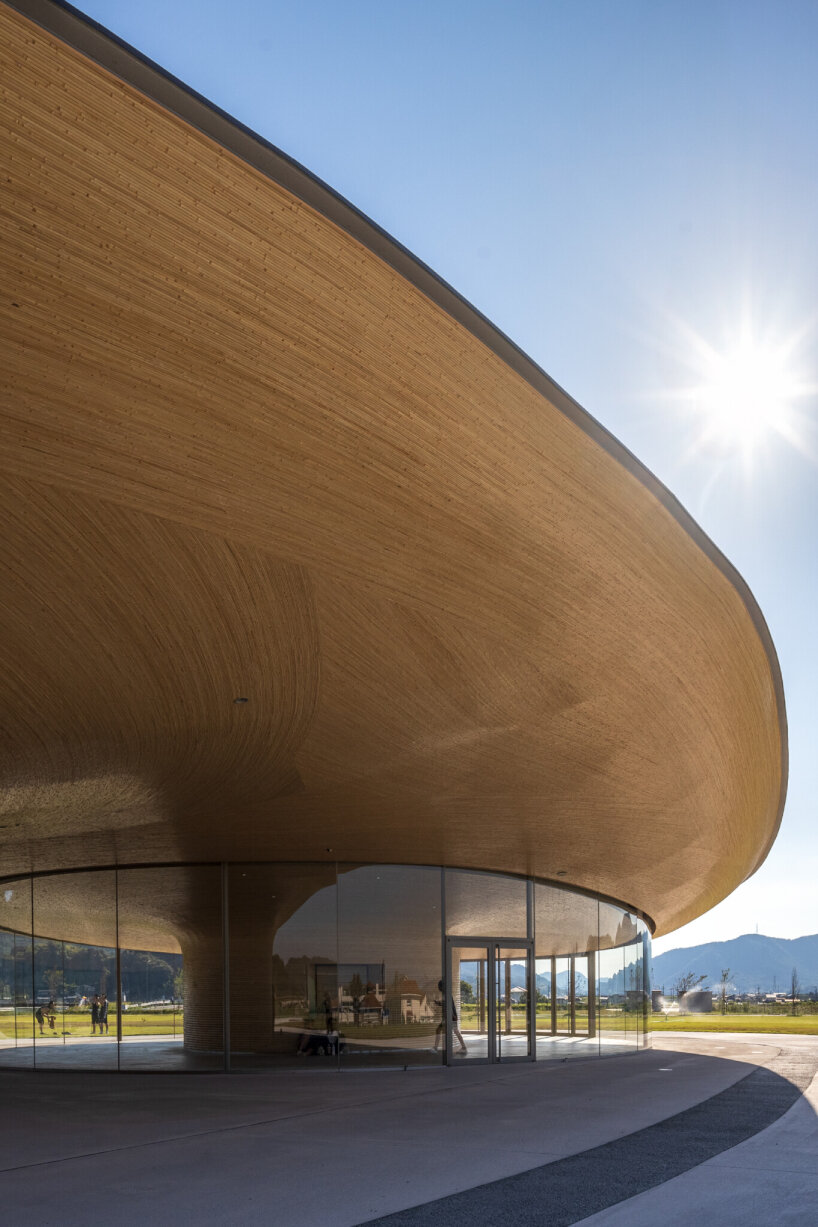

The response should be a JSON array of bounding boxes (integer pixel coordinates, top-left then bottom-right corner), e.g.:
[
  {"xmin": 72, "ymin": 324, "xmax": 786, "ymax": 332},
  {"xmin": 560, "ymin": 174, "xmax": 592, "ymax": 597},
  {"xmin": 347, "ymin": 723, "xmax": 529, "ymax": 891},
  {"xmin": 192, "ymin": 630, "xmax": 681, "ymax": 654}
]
[{"xmin": 364, "ymin": 1045, "xmax": 818, "ymax": 1227}]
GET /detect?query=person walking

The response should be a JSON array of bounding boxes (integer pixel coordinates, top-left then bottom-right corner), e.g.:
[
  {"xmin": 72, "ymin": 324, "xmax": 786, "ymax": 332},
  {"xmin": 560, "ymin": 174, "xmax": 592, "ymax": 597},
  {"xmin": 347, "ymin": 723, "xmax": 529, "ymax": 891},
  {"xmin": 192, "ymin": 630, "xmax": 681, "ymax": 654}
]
[
  {"xmin": 90, "ymin": 994, "xmax": 100, "ymax": 1035},
  {"xmin": 434, "ymin": 980, "xmax": 468, "ymax": 1054},
  {"xmin": 98, "ymin": 993, "xmax": 109, "ymax": 1035}
]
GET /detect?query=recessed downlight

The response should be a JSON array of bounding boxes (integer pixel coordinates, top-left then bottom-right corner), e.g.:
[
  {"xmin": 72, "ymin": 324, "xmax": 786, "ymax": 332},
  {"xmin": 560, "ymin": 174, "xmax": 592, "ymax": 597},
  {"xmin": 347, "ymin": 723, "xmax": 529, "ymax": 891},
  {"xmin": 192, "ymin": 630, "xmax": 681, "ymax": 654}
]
[
  {"xmin": 556, "ymin": 870, "xmax": 567, "ymax": 877},
  {"xmin": 233, "ymin": 696, "xmax": 249, "ymax": 704}
]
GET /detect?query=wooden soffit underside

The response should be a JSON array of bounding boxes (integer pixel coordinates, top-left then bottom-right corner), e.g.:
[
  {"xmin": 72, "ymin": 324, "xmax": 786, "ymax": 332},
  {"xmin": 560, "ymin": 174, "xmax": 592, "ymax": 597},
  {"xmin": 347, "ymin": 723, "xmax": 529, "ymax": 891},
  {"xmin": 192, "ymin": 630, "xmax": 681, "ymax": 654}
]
[{"xmin": 0, "ymin": 0, "xmax": 786, "ymax": 936}]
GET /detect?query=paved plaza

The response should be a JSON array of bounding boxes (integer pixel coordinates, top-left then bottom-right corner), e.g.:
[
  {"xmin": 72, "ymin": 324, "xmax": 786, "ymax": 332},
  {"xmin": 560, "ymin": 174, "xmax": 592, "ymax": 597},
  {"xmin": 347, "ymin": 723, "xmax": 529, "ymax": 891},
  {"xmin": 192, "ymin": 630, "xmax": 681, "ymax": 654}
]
[{"xmin": 2, "ymin": 1033, "xmax": 816, "ymax": 1225}]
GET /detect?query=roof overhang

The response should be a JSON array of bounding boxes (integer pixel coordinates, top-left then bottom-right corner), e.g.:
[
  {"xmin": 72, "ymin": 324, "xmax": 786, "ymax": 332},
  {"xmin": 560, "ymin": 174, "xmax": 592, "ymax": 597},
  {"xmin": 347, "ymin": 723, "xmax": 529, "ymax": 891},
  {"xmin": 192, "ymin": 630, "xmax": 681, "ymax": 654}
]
[{"xmin": 0, "ymin": 0, "xmax": 787, "ymax": 936}]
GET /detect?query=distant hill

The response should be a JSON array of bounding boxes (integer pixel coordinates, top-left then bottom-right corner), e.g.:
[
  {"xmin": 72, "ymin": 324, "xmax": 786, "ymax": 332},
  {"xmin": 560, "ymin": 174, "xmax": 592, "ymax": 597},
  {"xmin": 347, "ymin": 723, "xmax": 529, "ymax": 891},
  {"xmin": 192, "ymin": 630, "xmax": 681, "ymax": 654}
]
[
  {"xmin": 651, "ymin": 933, "xmax": 818, "ymax": 996},
  {"xmin": 466, "ymin": 966, "xmax": 588, "ymax": 995}
]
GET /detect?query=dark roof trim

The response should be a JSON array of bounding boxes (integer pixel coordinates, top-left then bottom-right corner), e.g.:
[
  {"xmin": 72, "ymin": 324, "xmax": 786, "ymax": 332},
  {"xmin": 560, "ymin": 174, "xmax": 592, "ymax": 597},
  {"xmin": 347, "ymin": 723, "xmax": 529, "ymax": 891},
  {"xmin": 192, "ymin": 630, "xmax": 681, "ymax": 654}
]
[{"xmin": 4, "ymin": 0, "xmax": 788, "ymax": 884}]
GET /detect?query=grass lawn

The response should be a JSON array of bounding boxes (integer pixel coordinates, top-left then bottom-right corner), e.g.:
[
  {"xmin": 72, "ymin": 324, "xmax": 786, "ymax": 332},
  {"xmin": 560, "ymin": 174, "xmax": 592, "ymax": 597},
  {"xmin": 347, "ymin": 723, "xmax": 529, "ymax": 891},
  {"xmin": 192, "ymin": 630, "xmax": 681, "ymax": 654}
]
[
  {"xmin": 0, "ymin": 1009, "xmax": 183, "ymax": 1041},
  {"xmin": 8, "ymin": 1007, "xmax": 814, "ymax": 1044},
  {"xmin": 649, "ymin": 1013, "xmax": 818, "ymax": 1035}
]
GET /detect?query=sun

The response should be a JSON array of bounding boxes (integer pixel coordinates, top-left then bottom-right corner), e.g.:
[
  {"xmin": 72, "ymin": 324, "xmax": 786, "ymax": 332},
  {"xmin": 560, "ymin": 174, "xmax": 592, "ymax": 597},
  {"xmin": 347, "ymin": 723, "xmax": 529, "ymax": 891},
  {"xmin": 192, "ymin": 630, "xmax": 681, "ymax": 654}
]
[
  {"xmin": 671, "ymin": 306, "xmax": 818, "ymax": 468},
  {"xmin": 695, "ymin": 339, "xmax": 799, "ymax": 455}
]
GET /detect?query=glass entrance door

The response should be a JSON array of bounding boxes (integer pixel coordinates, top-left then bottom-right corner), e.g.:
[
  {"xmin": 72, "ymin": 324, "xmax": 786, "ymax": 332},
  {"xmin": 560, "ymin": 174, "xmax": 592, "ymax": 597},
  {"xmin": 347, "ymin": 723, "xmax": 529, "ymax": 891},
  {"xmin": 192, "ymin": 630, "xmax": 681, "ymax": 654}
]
[{"xmin": 447, "ymin": 939, "xmax": 533, "ymax": 1063}]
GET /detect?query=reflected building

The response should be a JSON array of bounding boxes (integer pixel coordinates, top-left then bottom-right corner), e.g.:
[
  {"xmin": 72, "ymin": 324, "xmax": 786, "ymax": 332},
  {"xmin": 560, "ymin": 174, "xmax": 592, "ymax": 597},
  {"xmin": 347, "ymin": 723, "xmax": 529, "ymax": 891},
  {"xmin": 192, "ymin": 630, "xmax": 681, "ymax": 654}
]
[
  {"xmin": 1, "ymin": 865, "xmax": 651, "ymax": 1068},
  {"xmin": 0, "ymin": 0, "xmax": 786, "ymax": 1075}
]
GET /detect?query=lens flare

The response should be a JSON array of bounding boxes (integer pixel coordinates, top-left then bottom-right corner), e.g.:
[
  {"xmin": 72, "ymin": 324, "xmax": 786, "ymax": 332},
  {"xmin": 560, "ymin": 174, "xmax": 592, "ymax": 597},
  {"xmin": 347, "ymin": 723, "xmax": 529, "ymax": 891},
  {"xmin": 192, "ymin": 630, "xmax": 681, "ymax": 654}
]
[
  {"xmin": 663, "ymin": 307, "xmax": 818, "ymax": 473},
  {"xmin": 694, "ymin": 338, "xmax": 801, "ymax": 456}
]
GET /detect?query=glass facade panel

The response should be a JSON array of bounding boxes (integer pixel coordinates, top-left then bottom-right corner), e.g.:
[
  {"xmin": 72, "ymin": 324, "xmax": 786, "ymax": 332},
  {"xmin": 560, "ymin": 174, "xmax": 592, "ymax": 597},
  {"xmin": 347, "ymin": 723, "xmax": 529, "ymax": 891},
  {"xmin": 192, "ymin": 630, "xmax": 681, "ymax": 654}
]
[
  {"xmin": 445, "ymin": 869, "xmax": 527, "ymax": 937},
  {"xmin": 229, "ymin": 863, "xmax": 338, "ymax": 1069},
  {"xmin": 338, "ymin": 865, "xmax": 443, "ymax": 1068},
  {"xmin": 118, "ymin": 865, "xmax": 222, "ymax": 1070},
  {"xmin": 1, "ymin": 863, "xmax": 651, "ymax": 1073},
  {"xmin": 32, "ymin": 872, "xmax": 117, "ymax": 1069},
  {"xmin": 450, "ymin": 943, "xmax": 488, "ymax": 1061},
  {"xmin": 448, "ymin": 940, "xmax": 532, "ymax": 1062},
  {"xmin": 534, "ymin": 884, "xmax": 599, "ymax": 1059},
  {"xmin": 495, "ymin": 945, "xmax": 531, "ymax": 1061},
  {"xmin": 0, "ymin": 877, "xmax": 33, "ymax": 1068},
  {"xmin": 633, "ymin": 918, "xmax": 650, "ymax": 1048},
  {"xmin": 598, "ymin": 901, "xmax": 643, "ymax": 1054}
]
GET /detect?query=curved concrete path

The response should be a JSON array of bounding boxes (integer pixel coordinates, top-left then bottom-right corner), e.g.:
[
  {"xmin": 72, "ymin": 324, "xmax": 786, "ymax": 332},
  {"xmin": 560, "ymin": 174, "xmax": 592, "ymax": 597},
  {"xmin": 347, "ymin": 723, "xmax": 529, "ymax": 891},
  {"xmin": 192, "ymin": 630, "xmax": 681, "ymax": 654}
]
[
  {"xmin": 576, "ymin": 1035, "xmax": 818, "ymax": 1227},
  {"xmin": 0, "ymin": 1033, "xmax": 815, "ymax": 1225},
  {"xmin": 368, "ymin": 1035, "xmax": 818, "ymax": 1225}
]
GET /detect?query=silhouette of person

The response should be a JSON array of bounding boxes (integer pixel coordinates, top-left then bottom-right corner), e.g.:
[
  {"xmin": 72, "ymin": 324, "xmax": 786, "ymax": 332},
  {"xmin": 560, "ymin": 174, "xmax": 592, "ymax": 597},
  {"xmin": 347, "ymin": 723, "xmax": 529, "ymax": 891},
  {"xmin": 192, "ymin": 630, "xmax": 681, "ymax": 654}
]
[{"xmin": 434, "ymin": 980, "xmax": 468, "ymax": 1054}]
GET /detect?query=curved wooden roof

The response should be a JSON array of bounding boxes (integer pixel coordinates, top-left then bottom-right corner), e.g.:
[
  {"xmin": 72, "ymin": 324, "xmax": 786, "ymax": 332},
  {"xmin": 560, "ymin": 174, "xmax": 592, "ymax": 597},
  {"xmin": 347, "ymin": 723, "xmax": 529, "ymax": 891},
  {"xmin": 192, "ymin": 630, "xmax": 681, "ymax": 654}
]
[{"xmin": 0, "ymin": 0, "xmax": 786, "ymax": 936}]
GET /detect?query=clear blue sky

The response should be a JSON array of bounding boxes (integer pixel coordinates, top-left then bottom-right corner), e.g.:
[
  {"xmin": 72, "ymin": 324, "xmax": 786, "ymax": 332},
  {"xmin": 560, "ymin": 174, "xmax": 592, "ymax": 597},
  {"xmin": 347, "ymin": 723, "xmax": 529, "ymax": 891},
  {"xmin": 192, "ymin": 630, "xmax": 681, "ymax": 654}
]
[{"xmin": 75, "ymin": 0, "xmax": 818, "ymax": 956}]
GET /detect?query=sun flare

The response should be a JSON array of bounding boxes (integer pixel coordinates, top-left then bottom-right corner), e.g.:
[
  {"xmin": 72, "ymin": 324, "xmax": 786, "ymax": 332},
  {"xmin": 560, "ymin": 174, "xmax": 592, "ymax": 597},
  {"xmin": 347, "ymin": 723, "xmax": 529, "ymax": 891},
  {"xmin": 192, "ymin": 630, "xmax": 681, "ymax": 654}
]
[
  {"xmin": 674, "ymin": 310, "xmax": 817, "ymax": 468},
  {"xmin": 695, "ymin": 340, "xmax": 799, "ymax": 453}
]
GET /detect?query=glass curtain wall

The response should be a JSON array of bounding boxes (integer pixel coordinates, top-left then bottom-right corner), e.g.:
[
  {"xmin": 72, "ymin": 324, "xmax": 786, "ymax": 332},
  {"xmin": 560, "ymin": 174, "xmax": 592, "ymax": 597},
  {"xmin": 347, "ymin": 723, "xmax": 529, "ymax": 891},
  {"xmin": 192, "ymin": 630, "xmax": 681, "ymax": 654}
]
[
  {"xmin": 32, "ymin": 872, "xmax": 117, "ymax": 1070},
  {"xmin": 119, "ymin": 865, "xmax": 223, "ymax": 1071},
  {"xmin": 0, "ymin": 865, "xmax": 650, "ymax": 1071},
  {"xmin": 338, "ymin": 865, "xmax": 443, "ymax": 1068},
  {"xmin": 445, "ymin": 870, "xmax": 528, "ymax": 1061},
  {"xmin": 0, "ymin": 877, "xmax": 33, "ymax": 1068},
  {"xmin": 598, "ymin": 903, "xmax": 647, "ymax": 1053},
  {"xmin": 534, "ymin": 884, "xmax": 599, "ymax": 1059},
  {"xmin": 229, "ymin": 863, "xmax": 338, "ymax": 1070}
]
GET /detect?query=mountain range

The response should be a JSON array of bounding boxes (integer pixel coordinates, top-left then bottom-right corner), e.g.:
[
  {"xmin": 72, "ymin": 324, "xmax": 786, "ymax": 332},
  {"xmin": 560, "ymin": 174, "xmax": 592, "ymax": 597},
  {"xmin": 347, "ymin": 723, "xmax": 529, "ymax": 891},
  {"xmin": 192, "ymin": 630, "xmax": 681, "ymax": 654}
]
[{"xmin": 651, "ymin": 933, "xmax": 818, "ymax": 996}]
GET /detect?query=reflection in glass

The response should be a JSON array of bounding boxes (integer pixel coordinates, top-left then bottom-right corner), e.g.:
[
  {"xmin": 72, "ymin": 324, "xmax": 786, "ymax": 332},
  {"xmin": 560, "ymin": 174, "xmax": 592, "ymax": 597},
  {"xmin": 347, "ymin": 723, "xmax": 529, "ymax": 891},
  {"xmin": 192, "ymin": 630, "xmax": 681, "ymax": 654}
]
[
  {"xmin": 450, "ymin": 945, "xmax": 488, "ymax": 1061},
  {"xmin": 534, "ymin": 884, "xmax": 598, "ymax": 1059},
  {"xmin": 448, "ymin": 942, "xmax": 531, "ymax": 1062},
  {"xmin": 641, "ymin": 919, "xmax": 652, "ymax": 1046},
  {"xmin": 1, "ymin": 863, "xmax": 651, "ymax": 1072},
  {"xmin": 32, "ymin": 872, "xmax": 117, "ymax": 1069},
  {"xmin": 0, "ymin": 877, "xmax": 33, "ymax": 1068},
  {"xmin": 598, "ymin": 901, "xmax": 643, "ymax": 1054},
  {"xmin": 629, "ymin": 918, "xmax": 650, "ymax": 1047},
  {"xmin": 118, "ymin": 866, "xmax": 223, "ymax": 1070},
  {"xmin": 495, "ymin": 946, "xmax": 531, "ymax": 1061},
  {"xmin": 445, "ymin": 869, "xmax": 527, "ymax": 937},
  {"xmin": 229, "ymin": 863, "xmax": 338, "ymax": 1069},
  {"xmin": 338, "ymin": 865, "xmax": 443, "ymax": 1068}
]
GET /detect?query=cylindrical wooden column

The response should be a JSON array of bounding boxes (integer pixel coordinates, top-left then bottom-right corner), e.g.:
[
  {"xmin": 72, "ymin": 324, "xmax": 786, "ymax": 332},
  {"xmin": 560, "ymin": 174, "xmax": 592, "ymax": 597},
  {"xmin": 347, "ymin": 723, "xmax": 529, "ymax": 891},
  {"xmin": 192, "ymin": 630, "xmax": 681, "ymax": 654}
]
[
  {"xmin": 181, "ymin": 920, "xmax": 280, "ymax": 1053},
  {"xmin": 226, "ymin": 923, "xmax": 275, "ymax": 1052},
  {"xmin": 179, "ymin": 931, "xmax": 225, "ymax": 1052}
]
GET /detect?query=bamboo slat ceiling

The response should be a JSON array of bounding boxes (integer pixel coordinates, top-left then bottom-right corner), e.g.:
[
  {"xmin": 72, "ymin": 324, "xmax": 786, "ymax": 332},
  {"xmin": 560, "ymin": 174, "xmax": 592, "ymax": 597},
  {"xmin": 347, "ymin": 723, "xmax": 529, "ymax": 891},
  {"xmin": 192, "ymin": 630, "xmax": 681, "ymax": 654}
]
[{"xmin": 0, "ymin": 0, "xmax": 786, "ymax": 936}]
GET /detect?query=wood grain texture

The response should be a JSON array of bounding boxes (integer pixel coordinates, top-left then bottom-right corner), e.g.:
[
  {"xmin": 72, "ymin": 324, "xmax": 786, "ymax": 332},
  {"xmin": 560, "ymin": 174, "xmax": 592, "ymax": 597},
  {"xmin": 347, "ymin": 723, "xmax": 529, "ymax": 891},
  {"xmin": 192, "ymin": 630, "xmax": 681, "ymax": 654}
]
[{"xmin": 0, "ymin": 3, "xmax": 785, "ymax": 936}]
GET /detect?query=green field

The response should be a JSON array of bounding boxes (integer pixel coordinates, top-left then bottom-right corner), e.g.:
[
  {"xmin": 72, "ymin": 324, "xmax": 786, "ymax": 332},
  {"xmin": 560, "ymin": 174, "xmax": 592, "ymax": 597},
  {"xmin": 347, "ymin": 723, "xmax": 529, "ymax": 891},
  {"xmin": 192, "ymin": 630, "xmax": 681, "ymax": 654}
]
[
  {"xmin": 0, "ymin": 1008, "xmax": 183, "ymax": 1041},
  {"xmin": 649, "ymin": 1013, "xmax": 818, "ymax": 1036},
  {"xmin": 8, "ymin": 1005, "xmax": 815, "ymax": 1044},
  {"xmin": 460, "ymin": 1004, "xmax": 641, "ymax": 1034}
]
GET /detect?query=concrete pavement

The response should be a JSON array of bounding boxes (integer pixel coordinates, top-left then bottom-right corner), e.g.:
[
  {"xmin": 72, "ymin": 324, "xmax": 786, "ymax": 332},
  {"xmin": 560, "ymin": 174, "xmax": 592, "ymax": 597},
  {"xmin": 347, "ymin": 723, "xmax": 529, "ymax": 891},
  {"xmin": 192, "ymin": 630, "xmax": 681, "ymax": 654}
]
[
  {"xmin": 1, "ymin": 1033, "xmax": 815, "ymax": 1225},
  {"xmin": 577, "ymin": 1036, "xmax": 818, "ymax": 1227}
]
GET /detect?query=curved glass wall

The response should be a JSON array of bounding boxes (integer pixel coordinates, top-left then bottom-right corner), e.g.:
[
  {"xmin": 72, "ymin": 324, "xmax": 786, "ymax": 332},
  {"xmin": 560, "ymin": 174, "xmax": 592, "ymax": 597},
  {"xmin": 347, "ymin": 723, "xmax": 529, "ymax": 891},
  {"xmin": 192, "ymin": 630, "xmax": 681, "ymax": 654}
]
[{"xmin": 0, "ymin": 864, "xmax": 650, "ymax": 1071}]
